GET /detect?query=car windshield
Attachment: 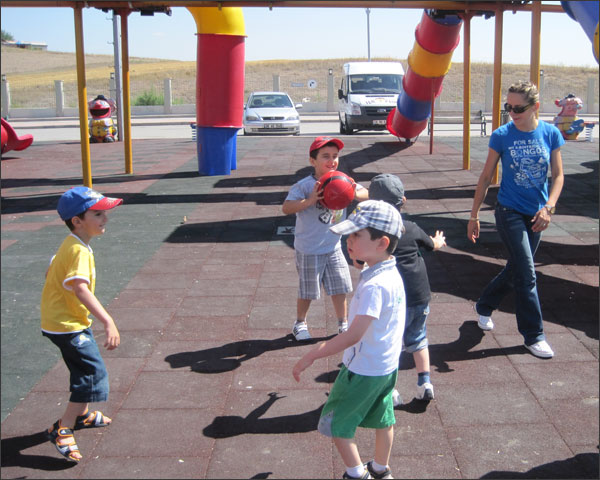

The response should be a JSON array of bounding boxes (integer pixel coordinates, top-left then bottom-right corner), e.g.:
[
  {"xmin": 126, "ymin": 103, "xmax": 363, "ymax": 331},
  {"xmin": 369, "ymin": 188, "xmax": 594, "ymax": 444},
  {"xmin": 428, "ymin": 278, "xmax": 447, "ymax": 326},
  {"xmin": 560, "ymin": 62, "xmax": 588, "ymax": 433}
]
[
  {"xmin": 249, "ymin": 94, "xmax": 293, "ymax": 108},
  {"xmin": 348, "ymin": 74, "xmax": 402, "ymax": 94}
]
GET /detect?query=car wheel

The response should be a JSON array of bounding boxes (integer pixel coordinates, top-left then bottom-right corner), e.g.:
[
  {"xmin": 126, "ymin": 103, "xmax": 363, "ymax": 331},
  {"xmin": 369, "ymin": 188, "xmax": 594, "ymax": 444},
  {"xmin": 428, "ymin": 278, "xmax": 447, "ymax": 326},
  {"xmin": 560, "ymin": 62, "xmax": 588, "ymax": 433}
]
[{"xmin": 339, "ymin": 115, "xmax": 345, "ymax": 134}]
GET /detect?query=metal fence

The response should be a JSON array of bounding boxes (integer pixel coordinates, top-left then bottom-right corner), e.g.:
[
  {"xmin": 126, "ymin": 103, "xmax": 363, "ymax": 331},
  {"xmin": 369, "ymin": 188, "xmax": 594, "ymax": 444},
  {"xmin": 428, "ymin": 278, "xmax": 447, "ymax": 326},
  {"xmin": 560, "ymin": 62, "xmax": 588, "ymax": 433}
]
[{"xmin": 2, "ymin": 66, "xmax": 598, "ymax": 115}]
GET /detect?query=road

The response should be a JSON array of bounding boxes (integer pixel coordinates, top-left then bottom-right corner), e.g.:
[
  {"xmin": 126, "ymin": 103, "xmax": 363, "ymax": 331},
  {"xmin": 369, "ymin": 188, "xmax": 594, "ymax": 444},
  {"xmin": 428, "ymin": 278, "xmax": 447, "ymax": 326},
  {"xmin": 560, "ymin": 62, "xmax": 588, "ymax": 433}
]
[{"xmin": 4, "ymin": 113, "xmax": 598, "ymax": 143}]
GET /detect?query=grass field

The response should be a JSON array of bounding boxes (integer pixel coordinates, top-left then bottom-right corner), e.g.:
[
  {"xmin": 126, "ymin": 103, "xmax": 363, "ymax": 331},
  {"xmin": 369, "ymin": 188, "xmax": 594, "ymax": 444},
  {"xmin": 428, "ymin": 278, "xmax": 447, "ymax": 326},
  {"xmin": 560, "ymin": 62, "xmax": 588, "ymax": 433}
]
[{"xmin": 2, "ymin": 46, "xmax": 598, "ymax": 109}]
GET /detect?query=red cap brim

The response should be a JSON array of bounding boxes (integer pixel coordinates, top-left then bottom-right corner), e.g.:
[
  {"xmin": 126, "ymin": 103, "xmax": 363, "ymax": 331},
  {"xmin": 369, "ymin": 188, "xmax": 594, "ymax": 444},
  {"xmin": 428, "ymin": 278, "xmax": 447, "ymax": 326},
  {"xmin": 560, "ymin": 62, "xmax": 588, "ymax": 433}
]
[{"xmin": 89, "ymin": 197, "xmax": 123, "ymax": 211}]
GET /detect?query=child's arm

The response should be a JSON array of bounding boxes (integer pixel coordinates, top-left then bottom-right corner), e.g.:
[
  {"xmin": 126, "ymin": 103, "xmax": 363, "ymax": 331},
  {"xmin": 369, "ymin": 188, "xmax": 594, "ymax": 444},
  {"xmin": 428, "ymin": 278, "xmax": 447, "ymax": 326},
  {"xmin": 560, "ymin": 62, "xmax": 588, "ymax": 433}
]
[
  {"xmin": 354, "ymin": 185, "xmax": 369, "ymax": 202},
  {"xmin": 71, "ymin": 279, "xmax": 120, "ymax": 350},
  {"xmin": 282, "ymin": 182, "xmax": 321, "ymax": 215},
  {"xmin": 430, "ymin": 230, "xmax": 446, "ymax": 250},
  {"xmin": 292, "ymin": 314, "xmax": 372, "ymax": 381}
]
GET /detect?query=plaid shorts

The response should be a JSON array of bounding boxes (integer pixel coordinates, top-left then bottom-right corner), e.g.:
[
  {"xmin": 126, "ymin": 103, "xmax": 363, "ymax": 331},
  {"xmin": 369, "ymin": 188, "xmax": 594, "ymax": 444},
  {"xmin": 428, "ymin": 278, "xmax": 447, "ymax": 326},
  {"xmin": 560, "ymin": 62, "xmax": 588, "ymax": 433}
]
[{"xmin": 295, "ymin": 248, "xmax": 353, "ymax": 300}]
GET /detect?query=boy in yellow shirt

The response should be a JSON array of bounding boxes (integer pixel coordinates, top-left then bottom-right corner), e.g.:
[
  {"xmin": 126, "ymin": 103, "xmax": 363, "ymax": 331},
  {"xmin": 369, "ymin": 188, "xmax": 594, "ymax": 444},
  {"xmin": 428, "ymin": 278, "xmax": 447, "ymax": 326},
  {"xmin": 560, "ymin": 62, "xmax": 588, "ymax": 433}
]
[{"xmin": 41, "ymin": 186, "xmax": 122, "ymax": 462}]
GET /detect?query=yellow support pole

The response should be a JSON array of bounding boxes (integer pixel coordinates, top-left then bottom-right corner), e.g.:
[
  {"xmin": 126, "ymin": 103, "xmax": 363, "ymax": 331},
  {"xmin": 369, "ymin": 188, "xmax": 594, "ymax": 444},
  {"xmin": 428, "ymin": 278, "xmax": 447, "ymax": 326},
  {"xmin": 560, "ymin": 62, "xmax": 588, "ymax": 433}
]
[
  {"xmin": 73, "ymin": 6, "xmax": 92, "ymax": 187},
  {"xmin": 530, "ymin": 0, "xmax": 542, "ymax": 119},
  {"xmin": 120, "ymin": 11, "xmax": 133, "ymax": 174},
  {"xmin": 491, "ymin": 8, "xmax": 504, "ymax": 185},
  {"xmin": 463, "ymin": 13, "xmax": 472, "ymax": 171}
]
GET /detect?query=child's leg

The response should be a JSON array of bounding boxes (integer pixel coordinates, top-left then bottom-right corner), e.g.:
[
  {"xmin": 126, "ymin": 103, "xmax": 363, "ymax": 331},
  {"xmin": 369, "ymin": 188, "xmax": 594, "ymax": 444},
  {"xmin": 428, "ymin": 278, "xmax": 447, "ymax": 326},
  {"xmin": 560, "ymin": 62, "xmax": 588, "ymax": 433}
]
[
  {"xmin": 331, "ymin": 293, "xmax": 347, "ymax": 320},
  {"xmin": 413, "ymin": 346, "xmax": 430, "ymax": 375},
  {"xmin": 61, "ymin": 401, "xmax": 89, "ymax": 428},
  {"xmin": 333, "ymin": 436, "xmax": 363, "ymax": 469},
  {"xmin": 296, "ymin": 298, "xmax": 312, "ymax": 322},
  {"xmin": 373, "ymin": 425, "xmax": 394, "ymax": 467}
]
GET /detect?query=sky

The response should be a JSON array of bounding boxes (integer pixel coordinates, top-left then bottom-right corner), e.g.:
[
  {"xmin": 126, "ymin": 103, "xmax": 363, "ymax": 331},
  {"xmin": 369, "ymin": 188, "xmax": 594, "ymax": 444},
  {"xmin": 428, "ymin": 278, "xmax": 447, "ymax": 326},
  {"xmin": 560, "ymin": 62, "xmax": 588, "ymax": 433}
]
[{"xmin": 1, "ymin": 3, "xmax": 598, "ymax": 68}]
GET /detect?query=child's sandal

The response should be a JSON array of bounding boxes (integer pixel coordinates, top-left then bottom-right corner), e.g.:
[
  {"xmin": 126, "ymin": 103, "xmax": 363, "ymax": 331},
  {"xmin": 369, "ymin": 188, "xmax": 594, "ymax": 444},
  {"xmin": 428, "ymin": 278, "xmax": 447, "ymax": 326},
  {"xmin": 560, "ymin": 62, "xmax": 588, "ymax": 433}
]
[
  {"xmin": 46, "ymin": 420, "xmax": 81, "ymax": 463},
  {"xmin": 75, "ymin": 410, "xmax": 111, "ymax": 430}
]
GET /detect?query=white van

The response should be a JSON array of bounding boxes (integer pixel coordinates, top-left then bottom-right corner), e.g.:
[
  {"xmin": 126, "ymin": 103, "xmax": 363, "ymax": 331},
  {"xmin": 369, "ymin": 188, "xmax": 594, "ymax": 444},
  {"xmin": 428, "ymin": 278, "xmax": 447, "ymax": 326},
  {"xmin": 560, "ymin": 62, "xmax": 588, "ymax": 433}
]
[{"xmin": 337, "ymin": 62, "xmax": 405, "ymax": 134}]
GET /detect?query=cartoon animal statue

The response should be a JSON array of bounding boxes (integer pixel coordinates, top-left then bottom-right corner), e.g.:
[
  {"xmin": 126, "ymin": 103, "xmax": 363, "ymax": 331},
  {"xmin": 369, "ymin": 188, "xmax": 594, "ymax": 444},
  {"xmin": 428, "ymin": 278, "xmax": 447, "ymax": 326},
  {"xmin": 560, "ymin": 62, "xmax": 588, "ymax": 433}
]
[
  {"xmin": 553, "ymin": 93, "xmax": 585, "ymax": 140},
  {"xmin": 88, "ymin": 95, "xmax": 117, "ymax": 143}
]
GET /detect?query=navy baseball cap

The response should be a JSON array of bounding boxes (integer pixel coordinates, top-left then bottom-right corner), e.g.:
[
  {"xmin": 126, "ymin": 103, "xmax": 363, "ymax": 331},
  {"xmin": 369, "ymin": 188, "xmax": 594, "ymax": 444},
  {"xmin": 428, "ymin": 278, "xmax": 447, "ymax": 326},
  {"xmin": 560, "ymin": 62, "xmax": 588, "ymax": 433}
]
[{"xmin": 57, "ymin": 186, "xmax": 123, "ymax": 221}]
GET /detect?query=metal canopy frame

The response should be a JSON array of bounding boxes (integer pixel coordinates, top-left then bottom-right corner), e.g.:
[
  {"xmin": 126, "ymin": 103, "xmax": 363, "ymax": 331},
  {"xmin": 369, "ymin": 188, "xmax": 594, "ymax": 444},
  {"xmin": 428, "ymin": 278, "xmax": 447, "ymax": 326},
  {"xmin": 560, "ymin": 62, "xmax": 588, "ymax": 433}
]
[{"xmin": 1, "ymin": 0, "xmax": 564, "ymax": 186}]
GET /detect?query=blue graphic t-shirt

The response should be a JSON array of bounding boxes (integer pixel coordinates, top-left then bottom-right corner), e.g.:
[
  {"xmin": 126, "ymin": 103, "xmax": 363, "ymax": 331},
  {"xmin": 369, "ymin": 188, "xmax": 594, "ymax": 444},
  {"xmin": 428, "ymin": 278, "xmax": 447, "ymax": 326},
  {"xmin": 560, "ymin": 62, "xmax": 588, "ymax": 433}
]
[{"xmin": 490, "ymin": 120, "xmax": 564, "ymax": 216}]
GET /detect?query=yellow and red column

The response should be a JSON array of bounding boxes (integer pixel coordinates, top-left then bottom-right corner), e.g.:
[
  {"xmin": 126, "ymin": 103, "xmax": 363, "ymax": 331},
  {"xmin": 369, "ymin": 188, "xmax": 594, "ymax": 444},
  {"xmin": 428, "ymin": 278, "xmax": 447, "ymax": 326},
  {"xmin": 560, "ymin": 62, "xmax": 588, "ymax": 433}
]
[{"xmin": 187, "ymin": 7, "xmax": 245, "ymax": 175}]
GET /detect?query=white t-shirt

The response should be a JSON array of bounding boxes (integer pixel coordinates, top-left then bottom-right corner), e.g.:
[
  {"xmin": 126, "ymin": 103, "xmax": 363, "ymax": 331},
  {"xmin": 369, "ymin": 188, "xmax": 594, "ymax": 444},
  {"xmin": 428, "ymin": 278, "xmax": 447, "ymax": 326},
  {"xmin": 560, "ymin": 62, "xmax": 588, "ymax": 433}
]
[{"xmin": 342, "ymin": 258, "xmax": 406, "ymax": 376}]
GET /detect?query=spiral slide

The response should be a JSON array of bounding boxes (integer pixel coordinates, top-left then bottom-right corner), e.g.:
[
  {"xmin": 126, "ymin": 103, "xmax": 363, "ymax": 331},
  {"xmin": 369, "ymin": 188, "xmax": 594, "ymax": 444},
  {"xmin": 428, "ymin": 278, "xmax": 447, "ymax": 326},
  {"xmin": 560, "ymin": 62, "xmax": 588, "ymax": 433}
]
[
  {"xmin": 560, "ymin": 1, "xmax": 599, "ymax": 63},
  {"xmin": 1, "ymin": 118, "xmax": 33, "ymax": 155},
  {"xmin": 187, "ymin": 7, "xmax": 245, "ymax": 176},
  {"xmin": 387, "ymin": 10, "xmax": 463, "ymax": 140}
]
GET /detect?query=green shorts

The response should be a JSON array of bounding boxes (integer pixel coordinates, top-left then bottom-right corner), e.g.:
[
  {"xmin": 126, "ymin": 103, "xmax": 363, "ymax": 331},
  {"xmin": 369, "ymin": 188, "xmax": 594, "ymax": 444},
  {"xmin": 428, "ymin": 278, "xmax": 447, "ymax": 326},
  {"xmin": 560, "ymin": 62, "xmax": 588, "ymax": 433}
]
[{"xmin": 318, "ymin": 365, "xmax": 397, "ymax": 439}]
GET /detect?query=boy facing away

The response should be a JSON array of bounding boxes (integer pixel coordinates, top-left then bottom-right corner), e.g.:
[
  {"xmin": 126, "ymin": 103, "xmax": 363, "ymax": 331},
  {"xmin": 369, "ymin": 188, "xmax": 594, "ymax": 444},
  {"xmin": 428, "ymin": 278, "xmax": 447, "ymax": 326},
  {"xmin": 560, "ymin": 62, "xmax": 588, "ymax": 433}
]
[
  {"xmin": 282, "ymin": 136, "xmax": 368, "ymax": 341},
  {"xmin": 293, "ymin": 200, "xmax": 406, "ymax": 480},
  {"xmin": 40, "ymin": 186, "xmax": 123, "ymax": 463},
  {"xmin": 369, "ymin": 174, "xmax": 446, "ymax": 403}
]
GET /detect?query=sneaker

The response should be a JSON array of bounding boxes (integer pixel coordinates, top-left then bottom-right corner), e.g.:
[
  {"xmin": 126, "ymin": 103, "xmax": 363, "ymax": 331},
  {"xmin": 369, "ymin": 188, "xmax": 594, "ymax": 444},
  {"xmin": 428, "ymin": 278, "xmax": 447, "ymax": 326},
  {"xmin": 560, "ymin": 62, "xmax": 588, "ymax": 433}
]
[
  {"xmin": 338, "ymin": 321, "xmax": 348, "ymax": 334},
  {"xmin": 292, "ymin": 322, "xmax": 311, "ymax": 341},
  {"xmin": 524, "ymin": 340, "xmax": 554, "ymax": 358},
  {"xmin": 391, "ymin": 389, "xmax": 402, "ymax": 407},
  {"xmin": 416, "ymin": 382, "xmax": 434, "ymax": 401},
  {"xmin": 478, "ymin": 315, "xmax": 494, "ymax": 331},
  {"xmin": 342, "ymin": 470, "xmax": 372, "ymax": 479},
  {"xmin": 365, "ymin": 461, "xmax": 393, "ymax": 479}
]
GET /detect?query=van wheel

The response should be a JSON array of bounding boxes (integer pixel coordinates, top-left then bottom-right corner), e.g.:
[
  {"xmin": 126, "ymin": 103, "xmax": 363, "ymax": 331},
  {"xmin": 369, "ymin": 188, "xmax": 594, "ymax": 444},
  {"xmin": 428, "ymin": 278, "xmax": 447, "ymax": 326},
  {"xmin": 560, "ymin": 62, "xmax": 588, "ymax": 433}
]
[{"xmin": 344, "ymin": 115, "xmax": 354, "ymax": 135}]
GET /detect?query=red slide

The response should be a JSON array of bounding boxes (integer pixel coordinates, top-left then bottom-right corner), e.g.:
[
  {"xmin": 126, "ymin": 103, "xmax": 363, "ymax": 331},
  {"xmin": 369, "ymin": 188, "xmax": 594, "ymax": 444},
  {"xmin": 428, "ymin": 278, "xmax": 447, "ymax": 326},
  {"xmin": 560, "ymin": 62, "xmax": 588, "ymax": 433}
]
[{"xmin": 1, "ymin": 118, "xmax": 34, "ymax": 155}]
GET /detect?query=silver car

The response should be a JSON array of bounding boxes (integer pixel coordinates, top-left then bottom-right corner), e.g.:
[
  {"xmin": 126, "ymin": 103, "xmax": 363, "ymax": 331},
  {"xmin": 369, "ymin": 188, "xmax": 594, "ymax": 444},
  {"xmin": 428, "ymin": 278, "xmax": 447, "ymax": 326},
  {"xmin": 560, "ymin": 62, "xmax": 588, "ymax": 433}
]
[{"xmin": 243, "ymin": 92, "xmax": 302, "ymax": 135}]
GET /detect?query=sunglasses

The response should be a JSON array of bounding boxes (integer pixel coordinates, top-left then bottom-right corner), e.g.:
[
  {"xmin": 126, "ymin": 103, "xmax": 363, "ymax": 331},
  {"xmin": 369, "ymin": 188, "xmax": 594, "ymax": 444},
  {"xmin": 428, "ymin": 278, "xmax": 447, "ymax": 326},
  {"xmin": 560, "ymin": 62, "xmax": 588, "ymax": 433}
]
[{"xmin": 504, "ymin": 102, "xmax": 533, "ymax": 114}]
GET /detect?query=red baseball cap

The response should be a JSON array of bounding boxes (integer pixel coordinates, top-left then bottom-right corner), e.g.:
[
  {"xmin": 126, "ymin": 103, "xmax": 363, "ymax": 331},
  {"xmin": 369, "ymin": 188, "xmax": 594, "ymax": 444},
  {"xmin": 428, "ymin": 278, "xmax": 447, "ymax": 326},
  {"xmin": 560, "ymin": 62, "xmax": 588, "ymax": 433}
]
[{"xmin": 309, "ymin": 136, "xmax": 344, "ymax": 154}]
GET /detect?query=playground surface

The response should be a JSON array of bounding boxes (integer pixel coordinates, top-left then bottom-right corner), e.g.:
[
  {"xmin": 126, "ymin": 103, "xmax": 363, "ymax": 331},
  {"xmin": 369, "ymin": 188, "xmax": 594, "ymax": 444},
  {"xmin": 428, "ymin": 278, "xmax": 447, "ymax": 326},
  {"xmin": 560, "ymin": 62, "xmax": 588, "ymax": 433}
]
[{"xmin": 1, "ymin": 133, "xmax": 598, "ymax": 479}]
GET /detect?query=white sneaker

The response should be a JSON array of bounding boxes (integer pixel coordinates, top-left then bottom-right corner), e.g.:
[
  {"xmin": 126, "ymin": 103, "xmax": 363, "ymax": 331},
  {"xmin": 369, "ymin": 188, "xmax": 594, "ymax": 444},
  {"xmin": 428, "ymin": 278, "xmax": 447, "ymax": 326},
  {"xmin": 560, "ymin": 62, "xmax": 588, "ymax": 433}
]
[
  {"xmin": 416, "ymin": 382, "xmax": 434, "ymax": 401},
  {"xmin": 292, "ymin": 322, "xmax": 311, "ymax": 341},
  {"xmin": 478, "ymin": 315, "xmax": 494, "ymax": 331},
  {"xmin": 525, "ymin": 340, "xmax": 554, "ymax": 358},
  {"xmin": 338, "ymin": 321, "xmax": 348, "ymax": 334},
  {"xmin": 391, "ymin": 389, "xmax": 402, "ymax": 407}
]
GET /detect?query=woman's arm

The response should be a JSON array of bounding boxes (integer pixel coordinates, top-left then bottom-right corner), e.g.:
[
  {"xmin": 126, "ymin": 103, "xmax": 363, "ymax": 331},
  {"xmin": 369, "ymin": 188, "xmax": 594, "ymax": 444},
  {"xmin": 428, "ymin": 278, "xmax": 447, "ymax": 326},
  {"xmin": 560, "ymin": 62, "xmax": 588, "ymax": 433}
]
[
  {"xmin": 531, "ymin": 147, "xmax": 564, "ymax": 232},
  {"xmin": 467, "ymin": 147, "xmax": 501, "ymax": 243}
]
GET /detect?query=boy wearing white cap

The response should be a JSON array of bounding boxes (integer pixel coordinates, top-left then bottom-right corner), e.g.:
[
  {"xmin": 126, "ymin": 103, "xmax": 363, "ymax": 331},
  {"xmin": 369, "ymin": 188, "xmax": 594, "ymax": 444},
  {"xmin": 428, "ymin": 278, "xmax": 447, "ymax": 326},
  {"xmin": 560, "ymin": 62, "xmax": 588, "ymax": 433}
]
[
  {"xmin": 41, "ymin": 186, "xmax": 123, "ymax": 463},
  {"xmin": 293, "ymin": 200, "xmax": 405, "ymax": 479}
]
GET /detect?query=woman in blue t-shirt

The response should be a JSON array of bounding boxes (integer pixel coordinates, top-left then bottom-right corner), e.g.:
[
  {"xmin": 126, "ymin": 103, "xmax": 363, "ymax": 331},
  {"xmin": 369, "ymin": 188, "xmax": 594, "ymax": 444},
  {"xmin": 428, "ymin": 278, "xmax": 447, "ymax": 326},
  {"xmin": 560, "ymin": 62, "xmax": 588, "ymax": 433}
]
[{"xmin": 467, "ymin": 80, "xmax": 565, "ymax": 359}]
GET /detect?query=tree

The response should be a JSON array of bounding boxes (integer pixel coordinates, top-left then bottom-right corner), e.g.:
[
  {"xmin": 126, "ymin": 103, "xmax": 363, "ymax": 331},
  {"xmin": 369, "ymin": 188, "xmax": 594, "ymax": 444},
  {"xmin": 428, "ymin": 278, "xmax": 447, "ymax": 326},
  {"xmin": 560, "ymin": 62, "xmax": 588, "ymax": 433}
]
[{"xmin": 2, "ymin": 30, "xmax": 15, "ymax": 42}]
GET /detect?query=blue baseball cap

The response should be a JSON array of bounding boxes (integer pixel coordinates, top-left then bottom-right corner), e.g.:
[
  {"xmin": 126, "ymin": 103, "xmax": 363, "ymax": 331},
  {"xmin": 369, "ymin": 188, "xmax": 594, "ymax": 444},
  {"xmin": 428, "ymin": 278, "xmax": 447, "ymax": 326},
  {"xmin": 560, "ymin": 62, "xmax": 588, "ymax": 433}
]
[{"xmin": 57, "ymin": 186, "xmax": 123, "ymax": 221}]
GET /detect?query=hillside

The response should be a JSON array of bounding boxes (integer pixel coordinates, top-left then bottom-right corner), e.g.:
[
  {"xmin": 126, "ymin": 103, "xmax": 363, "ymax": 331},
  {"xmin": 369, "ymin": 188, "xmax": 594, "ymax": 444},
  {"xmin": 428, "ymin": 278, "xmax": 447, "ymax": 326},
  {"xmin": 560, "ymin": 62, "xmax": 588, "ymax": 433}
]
[{"xmin": 2, "ymin": 46, "xmax": 598, "ymax": 109}]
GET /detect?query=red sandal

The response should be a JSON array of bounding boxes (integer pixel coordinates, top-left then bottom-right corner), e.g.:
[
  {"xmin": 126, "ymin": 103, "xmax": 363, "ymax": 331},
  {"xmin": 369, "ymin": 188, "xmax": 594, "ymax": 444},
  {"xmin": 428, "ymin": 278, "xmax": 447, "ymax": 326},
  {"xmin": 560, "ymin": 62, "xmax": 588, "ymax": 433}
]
[{"xmin": 46, "ymin": 420, "xmax": 81, "ymax": 463}]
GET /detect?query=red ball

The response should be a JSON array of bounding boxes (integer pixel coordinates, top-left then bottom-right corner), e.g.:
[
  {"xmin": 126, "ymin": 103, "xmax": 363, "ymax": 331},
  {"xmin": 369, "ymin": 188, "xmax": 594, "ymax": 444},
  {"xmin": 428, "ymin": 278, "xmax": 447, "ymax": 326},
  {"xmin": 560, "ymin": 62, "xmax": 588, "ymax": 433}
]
[{"xmin": 318, "ymin": 171, "xmax": 356, "ymax": 210}]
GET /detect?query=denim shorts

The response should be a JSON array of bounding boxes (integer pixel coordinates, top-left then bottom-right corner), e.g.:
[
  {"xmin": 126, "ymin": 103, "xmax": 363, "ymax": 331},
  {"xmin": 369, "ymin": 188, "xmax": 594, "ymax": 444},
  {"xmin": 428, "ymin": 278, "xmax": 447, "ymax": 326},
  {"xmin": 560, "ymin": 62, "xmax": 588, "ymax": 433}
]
[
  {"xmin": 403, "ymin": 303, "xmax": 430, "ymax": 353},
  {"xmin": 42, "ymin": 327, "xmax": 109, "ymax": 403}
]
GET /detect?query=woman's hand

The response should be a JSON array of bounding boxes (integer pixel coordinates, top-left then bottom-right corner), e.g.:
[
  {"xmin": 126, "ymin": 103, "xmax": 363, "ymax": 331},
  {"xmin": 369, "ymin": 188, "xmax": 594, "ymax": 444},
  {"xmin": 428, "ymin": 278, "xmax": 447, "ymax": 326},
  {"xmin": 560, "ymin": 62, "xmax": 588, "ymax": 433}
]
[
  {"xmin": 531, "ymin": 207, "xmax": 552, "ymax": 232},
  {"xmin": 467, "ymin": 219, "xmax": 480, "ymax": 243}
]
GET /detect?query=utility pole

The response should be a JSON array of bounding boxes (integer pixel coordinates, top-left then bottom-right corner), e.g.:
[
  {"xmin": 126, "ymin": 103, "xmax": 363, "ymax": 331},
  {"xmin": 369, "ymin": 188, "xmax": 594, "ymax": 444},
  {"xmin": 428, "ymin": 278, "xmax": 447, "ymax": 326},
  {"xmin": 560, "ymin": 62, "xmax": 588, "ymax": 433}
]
[
  {"xmin": 366, "ymin": 8, "xmax": 371, "ymax": 61},
  {"xmin": 112, "ymin": 11, "xmax": 124, "ymax": 141}
]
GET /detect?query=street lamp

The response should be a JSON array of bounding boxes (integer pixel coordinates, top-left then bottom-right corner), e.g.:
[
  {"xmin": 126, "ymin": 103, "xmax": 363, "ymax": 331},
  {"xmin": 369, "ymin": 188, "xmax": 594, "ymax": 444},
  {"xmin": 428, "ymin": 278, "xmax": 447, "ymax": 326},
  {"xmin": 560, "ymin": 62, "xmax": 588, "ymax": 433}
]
[{"xmin": 366, "ymin": 8, "xmax": 371, "ymax": 61}]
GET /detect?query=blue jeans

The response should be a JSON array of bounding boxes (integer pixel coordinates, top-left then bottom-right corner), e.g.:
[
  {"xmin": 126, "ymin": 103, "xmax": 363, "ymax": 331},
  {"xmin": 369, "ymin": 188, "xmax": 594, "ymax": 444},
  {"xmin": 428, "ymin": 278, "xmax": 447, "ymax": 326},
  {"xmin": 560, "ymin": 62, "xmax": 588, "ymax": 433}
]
[
  {"xmin": 403, "ymin": 303, "xmax": 429, "ymax": 353},
  {"xmin": 476, "ymin": 203, "xmax": 545, "ymax": 346},
  {"xmin": 42, "ymin": 328, "xmax": 109, "ymax": 403}
]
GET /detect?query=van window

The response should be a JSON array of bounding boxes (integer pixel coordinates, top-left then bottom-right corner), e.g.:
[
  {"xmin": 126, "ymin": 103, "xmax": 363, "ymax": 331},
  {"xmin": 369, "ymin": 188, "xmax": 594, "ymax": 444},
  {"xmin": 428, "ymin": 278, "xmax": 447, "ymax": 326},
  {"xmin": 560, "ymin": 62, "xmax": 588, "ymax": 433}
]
[{"xmin": 348, "ymin": 74, "xmax": 402, "ymax": 94}]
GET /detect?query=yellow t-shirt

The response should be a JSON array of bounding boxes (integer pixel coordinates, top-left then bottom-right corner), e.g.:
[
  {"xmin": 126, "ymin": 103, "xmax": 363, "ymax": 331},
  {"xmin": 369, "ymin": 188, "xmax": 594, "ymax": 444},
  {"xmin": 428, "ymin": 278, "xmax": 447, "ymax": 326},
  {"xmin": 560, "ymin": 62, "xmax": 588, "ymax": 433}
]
[{"xmin": 41, "ymin": 234, "xmax": 96, "ymax": 333}]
